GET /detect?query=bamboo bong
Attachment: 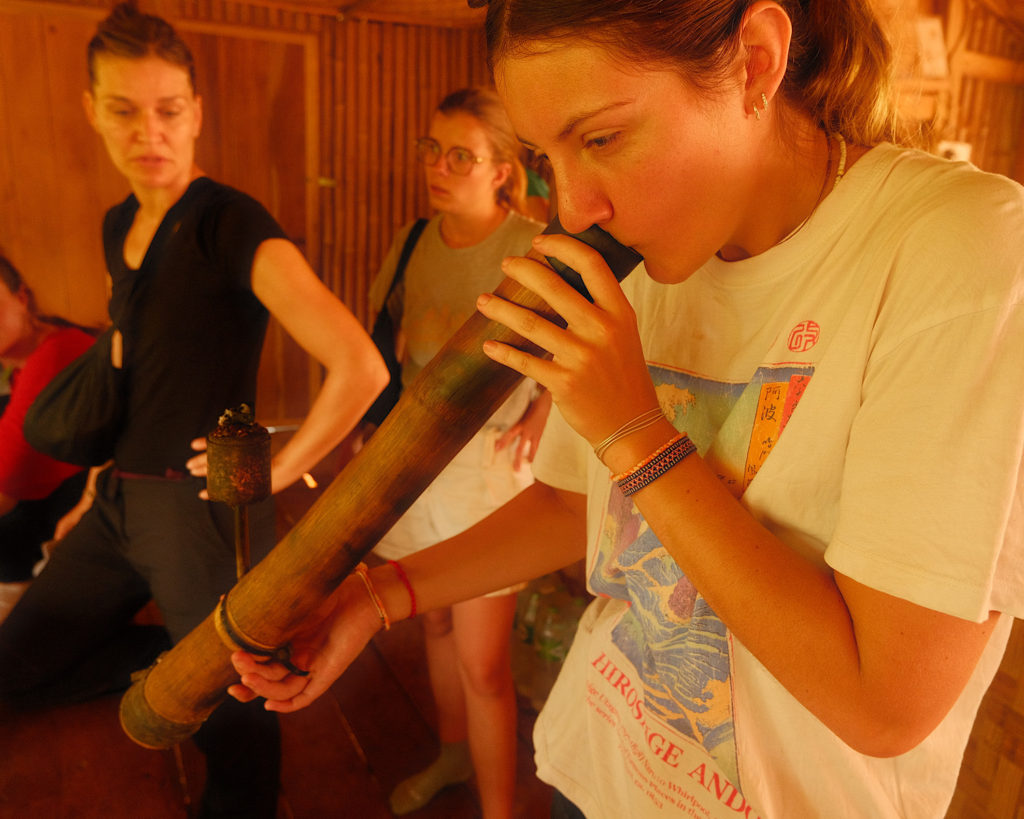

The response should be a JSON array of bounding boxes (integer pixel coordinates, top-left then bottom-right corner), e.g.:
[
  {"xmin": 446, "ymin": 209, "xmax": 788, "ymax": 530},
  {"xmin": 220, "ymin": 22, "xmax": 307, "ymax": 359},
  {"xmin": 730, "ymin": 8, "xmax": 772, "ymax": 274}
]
[{"xmin": 119, "ymin": 220, "xmax": 642, "ymax": 749}]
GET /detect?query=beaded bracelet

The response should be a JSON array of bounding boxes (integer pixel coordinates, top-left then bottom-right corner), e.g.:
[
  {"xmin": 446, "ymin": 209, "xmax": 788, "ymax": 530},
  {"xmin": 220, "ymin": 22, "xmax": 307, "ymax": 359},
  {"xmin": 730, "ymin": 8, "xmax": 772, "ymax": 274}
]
[
  {"xmin": 612, "ymin": 432, "xmax": 697, "ymax": 497},
  {"xmin": 593, "ymin": 407, "xmax": 665, "ymax": 461},
  {"xmin": 388, "ymin": 559, "xmax": 417, "ymax": 619},
  {"xmin": 353, "ymin": 562, "xmax": 391, "ymax": 630}
]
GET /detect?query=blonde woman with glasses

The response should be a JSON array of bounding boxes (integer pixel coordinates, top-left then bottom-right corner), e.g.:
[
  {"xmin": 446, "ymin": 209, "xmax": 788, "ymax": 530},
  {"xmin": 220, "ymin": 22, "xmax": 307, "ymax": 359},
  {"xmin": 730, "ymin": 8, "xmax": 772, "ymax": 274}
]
[{"xmin": 364, "ymin": 87, "xmax": 550, "ymax": 818}]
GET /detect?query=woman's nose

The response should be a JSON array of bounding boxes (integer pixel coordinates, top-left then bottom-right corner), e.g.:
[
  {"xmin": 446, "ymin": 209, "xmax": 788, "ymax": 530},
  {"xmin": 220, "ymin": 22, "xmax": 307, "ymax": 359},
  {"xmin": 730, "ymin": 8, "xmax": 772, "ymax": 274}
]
[
  {"xmin": 135, "ymin": 110, "xmax": 162, "ymax": 142},
  {"xmin": 555, "ymin": 175, "xmax": 613, "ymax": 235}
]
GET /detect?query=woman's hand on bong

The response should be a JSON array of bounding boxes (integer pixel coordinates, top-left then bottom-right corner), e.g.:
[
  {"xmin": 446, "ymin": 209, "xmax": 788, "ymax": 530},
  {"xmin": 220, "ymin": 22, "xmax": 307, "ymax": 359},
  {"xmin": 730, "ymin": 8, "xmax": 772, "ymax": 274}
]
[
  {"xmin": 476, "ymin": 232, "xmax": 658, "ymax": 448},
  {"xmin": 227, "ymin": 574, "xmax": 383, "ymax": 712}
]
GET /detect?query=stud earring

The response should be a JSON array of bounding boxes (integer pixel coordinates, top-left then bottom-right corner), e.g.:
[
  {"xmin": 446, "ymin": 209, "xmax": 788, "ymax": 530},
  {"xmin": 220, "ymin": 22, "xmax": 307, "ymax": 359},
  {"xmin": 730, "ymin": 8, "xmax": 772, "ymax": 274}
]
[
  {"xmin": 752, "ymin": 102, "xmax": 761, "ymax": 120},
  {"xmin": 761, "ymin": 92, "xmax": 769, "ymax": 111}
]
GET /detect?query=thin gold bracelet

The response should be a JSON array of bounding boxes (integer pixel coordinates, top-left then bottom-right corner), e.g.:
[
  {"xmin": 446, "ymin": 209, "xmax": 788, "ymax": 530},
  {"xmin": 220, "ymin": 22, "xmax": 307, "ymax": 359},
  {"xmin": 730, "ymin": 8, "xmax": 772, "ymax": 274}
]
[
  {"xmin": 353, "ymin": 562, "xmax": 391, "ymax": 630},
  {"xmin": 593, "ymin": 407, "xmax": 665, "ymax": 461}
]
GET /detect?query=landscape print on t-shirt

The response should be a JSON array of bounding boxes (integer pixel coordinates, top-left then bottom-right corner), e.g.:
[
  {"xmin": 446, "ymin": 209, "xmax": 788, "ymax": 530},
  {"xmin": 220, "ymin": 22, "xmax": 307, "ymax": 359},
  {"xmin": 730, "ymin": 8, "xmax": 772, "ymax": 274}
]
[{"xmin": 590, "ymin": 363, "xmax": 813, "ymax": 785}]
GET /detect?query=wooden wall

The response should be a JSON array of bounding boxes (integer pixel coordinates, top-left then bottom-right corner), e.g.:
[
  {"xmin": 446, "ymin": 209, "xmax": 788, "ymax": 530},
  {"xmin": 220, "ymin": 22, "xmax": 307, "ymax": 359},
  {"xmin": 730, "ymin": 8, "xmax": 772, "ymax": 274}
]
[
  {"xmin": 0, "ymin": 0, "xmax": 489, "ymax": 424},
  {"xmin": 2, "ymin": 0, "xmax": 1022, "ymax": 426},
  {"xmin": 320, "ymin": 12, "xmax": 490, "ymax": 328},
  {"xmin": 894, "ymin": 0, "xmax": 1024, "ymax": 180}
]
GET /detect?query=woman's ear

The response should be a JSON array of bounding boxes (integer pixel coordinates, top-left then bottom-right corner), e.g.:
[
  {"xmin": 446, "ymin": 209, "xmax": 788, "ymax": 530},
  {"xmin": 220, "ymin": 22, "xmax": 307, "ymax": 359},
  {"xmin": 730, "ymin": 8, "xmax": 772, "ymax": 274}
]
[
  {"xmin": 492, "ymin": 161, "xmax": 512, "ymax": 191},
  {"xmin": 193, "ymin": 94, "xmax": 204, "ymax": 138},
  {"xmin": 83, "ymin": 90, "xmax": 100, "ymax": 132},
  {"xmin": 739, "ymin": 1, "xmax": 792, "ymax": 113}
]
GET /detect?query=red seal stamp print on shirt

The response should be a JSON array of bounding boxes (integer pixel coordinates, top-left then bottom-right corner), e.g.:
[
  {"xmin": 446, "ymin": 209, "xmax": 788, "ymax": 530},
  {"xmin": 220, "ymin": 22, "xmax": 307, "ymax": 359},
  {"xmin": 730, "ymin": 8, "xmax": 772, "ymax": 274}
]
[{"xmin": 788, "ymin": 320, "xmax": 820, "ymax": 352}]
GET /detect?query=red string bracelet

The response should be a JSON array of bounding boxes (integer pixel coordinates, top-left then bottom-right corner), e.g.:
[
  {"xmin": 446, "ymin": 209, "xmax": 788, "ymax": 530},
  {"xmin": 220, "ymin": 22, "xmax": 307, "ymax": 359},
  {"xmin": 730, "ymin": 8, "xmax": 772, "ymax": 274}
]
[{"xmin": 388, "ymin": 559, "xmax": 417, "ymax": 618}]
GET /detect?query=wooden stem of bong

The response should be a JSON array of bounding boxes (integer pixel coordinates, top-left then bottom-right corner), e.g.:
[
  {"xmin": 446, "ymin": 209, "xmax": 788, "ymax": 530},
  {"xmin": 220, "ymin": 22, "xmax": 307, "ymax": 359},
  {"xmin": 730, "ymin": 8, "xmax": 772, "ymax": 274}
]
[
  {"xmin": 118, "ymin": 275, "xmax": 563, "ymax": 749},
  {"xmin": 234, "ymin": 505, "xmax": 251, "ymax": 579}
]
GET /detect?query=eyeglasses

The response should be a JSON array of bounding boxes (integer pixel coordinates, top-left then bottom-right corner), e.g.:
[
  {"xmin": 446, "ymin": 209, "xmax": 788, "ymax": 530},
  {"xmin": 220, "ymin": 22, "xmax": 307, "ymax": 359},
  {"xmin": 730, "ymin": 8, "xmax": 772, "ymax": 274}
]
[{"xmin": 414, "ymin": 137, "xmax": 487, "ymax": 176}]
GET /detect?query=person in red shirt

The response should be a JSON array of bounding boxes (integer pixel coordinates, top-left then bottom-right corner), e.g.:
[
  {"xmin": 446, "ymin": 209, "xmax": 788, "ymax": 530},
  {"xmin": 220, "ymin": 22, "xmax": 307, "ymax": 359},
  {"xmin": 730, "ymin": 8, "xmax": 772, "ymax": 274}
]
[{"xmin": 0, "ymin": 253, "xmax": 95, "ymax": 611}]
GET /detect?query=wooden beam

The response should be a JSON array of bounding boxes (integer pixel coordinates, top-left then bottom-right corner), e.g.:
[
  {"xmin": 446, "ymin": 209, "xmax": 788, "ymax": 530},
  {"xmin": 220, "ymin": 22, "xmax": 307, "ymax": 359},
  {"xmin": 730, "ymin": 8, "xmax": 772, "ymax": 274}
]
[
  {"xmin": 974, "ymin": 0, "xmax": 1024, "ymax": 36},
  {"xmin": 951, "ymin": 48, "xmax": 1024, "ymax": 83},
  {"xmin": 344, "ymin": 10, "xmax": 483, "ymax": 28},
  {"xmin": 341, "ymin": 0, "xmax": 484, "ymax": 28}
]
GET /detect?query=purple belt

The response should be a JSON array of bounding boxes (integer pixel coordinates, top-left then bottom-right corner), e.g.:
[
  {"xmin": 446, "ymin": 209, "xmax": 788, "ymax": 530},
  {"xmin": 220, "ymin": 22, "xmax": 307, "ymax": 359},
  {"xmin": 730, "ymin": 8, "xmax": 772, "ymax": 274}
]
[{"xmin": 112, "ymin": 467, "xmax": 188, "ymax": 481}]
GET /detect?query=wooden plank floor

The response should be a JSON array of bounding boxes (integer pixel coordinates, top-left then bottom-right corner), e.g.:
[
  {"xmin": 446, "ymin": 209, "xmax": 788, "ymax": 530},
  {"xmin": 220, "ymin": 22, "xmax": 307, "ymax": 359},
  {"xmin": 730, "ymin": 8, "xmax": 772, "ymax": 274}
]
[
  {"xmin": 945, "ymin": 616, "xmax": 1024, "ymax": 819},
  {"xmin": 0, "ymin": 448, "xmax": 1021, "ymax": 818},
  {"xmin": 0, "ymin": 451, "xmax": 553, "ymax": 819},
  {"xmin": 0, "ymin": 618, "xmax": 551, "ymax": 819}
]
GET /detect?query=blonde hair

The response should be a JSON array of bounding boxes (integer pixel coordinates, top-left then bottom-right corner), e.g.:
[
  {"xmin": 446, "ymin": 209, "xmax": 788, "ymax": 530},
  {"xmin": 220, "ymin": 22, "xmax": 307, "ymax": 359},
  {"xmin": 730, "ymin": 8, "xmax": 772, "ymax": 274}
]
[{"xmin": 437, "ymin": 87, "xmax": 530, "ymax": 214}]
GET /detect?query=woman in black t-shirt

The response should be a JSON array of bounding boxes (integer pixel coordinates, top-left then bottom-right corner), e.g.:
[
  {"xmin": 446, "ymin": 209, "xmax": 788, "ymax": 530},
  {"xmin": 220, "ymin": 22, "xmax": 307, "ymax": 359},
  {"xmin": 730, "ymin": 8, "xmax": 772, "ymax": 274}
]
[{"xmin": 0, "ymin": 5, "xmax": 387, "ymax": 818}]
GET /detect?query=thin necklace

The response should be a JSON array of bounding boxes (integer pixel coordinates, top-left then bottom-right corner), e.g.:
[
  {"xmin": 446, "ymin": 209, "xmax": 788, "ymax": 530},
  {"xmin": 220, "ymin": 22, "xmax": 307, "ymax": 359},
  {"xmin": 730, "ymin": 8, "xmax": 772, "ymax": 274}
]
[{"xmin": 834, "ymin": 132, "xmax": 847, "ymax": 182}]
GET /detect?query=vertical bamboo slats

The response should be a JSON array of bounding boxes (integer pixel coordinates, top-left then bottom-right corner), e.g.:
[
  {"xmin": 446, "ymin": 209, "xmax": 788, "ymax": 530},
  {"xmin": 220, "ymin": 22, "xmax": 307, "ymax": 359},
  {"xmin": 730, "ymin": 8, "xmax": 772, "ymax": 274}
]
[
  {"xmin": 935, "ymin": 0, "xmax": 1024, "ymax": 180},
  {"xmin": 329, "ymin": 18, "xmax": 489, "ymax": 328},
  {"xmin": 6, "ymin": 0, "xmax": 1020, "ymax": 415},
  {"xmin": 0, "ymin": 3, "xmax": 113, "ymax": 326},
  {"xmin": 0, "ymin": 0, "xmax": 488, "ymax": 426}
]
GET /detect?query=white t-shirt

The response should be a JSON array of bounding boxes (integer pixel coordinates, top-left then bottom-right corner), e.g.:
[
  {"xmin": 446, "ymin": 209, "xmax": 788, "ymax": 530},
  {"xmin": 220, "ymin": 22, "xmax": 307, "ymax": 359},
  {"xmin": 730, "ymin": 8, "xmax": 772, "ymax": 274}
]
[{"xmin": 530, "ymin": 144, "xmax": 1024, "ymax": 818}]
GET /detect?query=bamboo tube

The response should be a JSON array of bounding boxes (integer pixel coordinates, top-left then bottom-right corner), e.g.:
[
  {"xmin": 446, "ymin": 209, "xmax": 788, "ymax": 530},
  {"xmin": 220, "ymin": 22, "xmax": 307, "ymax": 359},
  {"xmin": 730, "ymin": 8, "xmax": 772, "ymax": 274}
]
[{"xmin": 119, "ymin": 222, "xmax": 642, "ymax": 749}]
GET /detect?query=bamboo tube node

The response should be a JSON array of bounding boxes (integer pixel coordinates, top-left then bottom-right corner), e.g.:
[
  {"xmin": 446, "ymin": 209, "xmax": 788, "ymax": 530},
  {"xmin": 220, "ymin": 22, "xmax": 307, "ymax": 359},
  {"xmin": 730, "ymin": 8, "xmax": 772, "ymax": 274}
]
[
  {"xmin": 214, "ymin": 594, "xmax": 310, "ymax": 676},
  {"xmin": 118, "ymin": 665, "xmax": 208, "ymax": 750}
]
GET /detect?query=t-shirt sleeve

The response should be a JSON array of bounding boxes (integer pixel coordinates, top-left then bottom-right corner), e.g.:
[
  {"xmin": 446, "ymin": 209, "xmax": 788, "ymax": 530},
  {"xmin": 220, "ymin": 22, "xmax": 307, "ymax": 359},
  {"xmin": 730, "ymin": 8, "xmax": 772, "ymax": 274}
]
[
  {"xmin": 369, "ymin": 222, "xmax": 418, "ymax": 318},
  {"xmin": 531, "ymin": 401, "xmax": 590, "ymax": 495},
  {"xmin": 826, "ymin": 174, "xmax": 1024, "ymax": 622},
  {"xmin": 203, "ymin": 190, "xmax": 289, "ymax": 291},
  {"xmin": 0, "ymin": 329, "xmax": 94, "ymax": 499}
]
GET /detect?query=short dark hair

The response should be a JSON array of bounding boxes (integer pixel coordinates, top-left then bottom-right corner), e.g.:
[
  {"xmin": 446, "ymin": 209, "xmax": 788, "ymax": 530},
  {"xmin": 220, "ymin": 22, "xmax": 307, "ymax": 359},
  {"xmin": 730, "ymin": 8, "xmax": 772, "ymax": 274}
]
[{"xmin": 87, "ymin": 2, "xmax": 196, "ymax": 91}]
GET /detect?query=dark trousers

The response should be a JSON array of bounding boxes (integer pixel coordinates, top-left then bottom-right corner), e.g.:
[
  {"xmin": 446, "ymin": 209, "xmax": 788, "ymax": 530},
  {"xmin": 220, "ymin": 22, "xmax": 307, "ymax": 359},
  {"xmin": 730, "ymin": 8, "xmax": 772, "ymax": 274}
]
[
  {"xmin": 551, "ymin": 790, "xmax": 588, "ymax": 819},
  {"xmin": 0, "ymin": 467, "xmax": 279, "ymax": 818},
  {"xmin": 0, "ymin": 470, "xmax": 88, "ymax": 581}
]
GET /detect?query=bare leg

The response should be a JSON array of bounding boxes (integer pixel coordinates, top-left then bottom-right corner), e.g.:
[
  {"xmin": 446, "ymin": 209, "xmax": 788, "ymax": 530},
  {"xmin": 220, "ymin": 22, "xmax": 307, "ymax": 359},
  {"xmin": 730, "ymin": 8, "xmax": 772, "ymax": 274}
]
[
  {"xmin": 423, "ymin": 606, "xmax": 467, "ymax": 742},
  {"xmin": 389, "ymin": 606, "xmax": 473, "ymax": 815},
  {"xmin": 452, "ymin": 592, "xmax": 519, "ymax": 819}
]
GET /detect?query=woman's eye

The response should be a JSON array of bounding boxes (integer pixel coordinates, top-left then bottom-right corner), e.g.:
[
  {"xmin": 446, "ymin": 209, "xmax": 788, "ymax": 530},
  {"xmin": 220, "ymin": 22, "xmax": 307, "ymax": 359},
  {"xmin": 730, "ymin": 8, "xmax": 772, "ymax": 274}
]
[
  {"xmin": 452, "ymin": 148, "xmax": 473, "ymax": 163},
  {"xmin": 586, "ymin": 132, "xmax": 621, "ymax": 151},
  {"xmin": 160, "ymin": 108, "xmax": 182, "ymax": 119}
]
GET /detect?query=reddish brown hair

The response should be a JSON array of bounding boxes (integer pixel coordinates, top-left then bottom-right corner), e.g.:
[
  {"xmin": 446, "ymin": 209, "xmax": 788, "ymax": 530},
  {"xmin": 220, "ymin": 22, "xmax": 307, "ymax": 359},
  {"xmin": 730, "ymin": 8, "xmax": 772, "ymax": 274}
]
[{"xmin": 485, "ymin": 0, "xmax": 901, "ymax": 146}]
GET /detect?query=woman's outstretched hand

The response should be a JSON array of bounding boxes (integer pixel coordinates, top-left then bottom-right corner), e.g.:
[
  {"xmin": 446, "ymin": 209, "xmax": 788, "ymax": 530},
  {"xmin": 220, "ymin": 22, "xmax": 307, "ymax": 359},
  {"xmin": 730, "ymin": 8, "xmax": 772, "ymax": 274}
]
[
  {"xmin": 494, "ymin": 389, "xmax": 553, "ymax": 469},
  {"xmin": 476, "ymin": 232, "xmax": 658, "ymax": 450},
  {"xmin": 227, "ymin": 572, "xmax": 384, "ymax": 712}
]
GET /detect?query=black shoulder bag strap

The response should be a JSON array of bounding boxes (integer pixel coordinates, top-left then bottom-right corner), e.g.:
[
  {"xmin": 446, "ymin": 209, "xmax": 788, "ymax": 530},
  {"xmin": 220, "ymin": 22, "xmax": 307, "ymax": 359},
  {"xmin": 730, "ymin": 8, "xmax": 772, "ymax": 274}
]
[
  {"xmin": 361, "ymin": 218, "xmax": 428, "ymax": 427},
  {"xmin": 381, "ymin": 217, "xmax": 428, "ymax": 318}
]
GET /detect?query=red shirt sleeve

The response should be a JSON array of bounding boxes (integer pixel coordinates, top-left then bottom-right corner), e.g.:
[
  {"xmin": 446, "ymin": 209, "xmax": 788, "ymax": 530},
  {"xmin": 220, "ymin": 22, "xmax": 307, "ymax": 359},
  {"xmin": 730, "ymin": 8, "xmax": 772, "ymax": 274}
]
[{"xmin": 0, "ymin": 328, "xmax": 96, "ymax": 500}]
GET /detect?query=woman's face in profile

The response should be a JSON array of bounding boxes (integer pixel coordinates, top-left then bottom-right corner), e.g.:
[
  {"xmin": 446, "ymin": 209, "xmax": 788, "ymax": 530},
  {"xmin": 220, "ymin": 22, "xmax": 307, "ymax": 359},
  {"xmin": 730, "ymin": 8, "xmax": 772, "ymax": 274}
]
[
  {"xmin": 84, "ymin": 53, "xmax": 202, "ymax": 196},
  {"xmin": 496, "ymin": 42, "xmax": 750, "ymax": 283}
]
